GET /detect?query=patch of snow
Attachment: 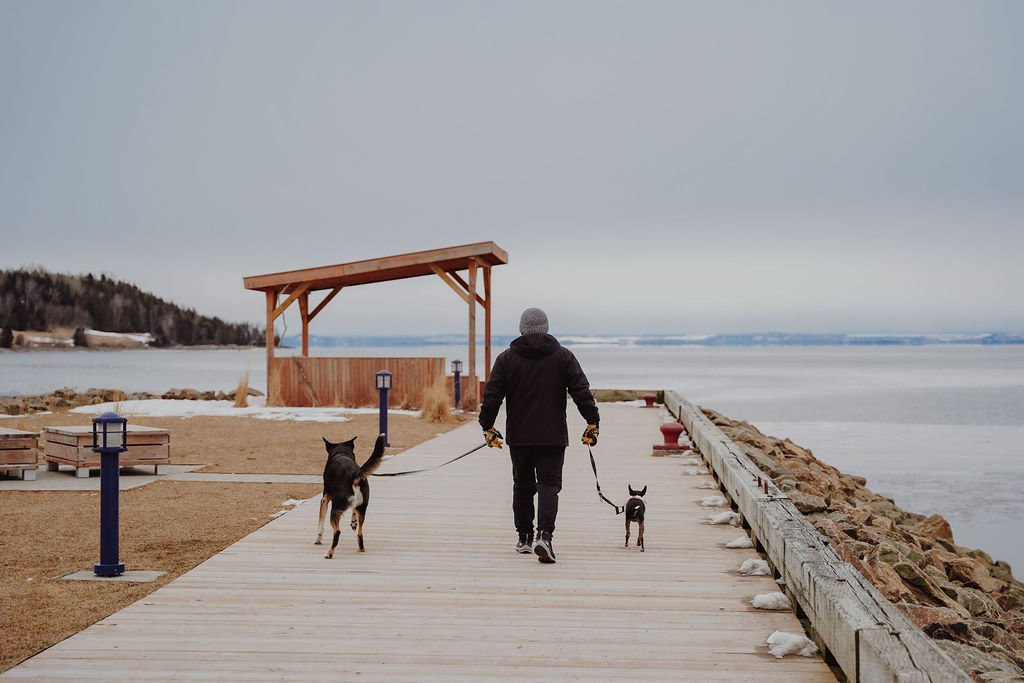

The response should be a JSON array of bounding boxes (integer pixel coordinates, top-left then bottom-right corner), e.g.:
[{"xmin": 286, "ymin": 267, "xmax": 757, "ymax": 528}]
[
  {"xmin": 700, "ymin": 495, "xmax": 727, "ymax": 508},
  {"xmin": 752, "ymin": 592, "xmax": 791, "ymax": 610},
  {"xmin": 696, "ymin": 481, "xmax": 718, "ymax": 489},
  {"xmin": 766, "ymin": 631, "xmax": 818, "ymax": 658},
  {"xmin": 708, "ymin": 511, "xmax": 741, "ymax": 526},
  {"xmin": 280, "ymin": 499, "xmax": 305, "ymax": 507},
  {"xmin": 27, "ymin": 335, "xmax": 73, "ymax": 347},
  {"xmin": 725, "ymin": 536, "xmax": 753, "ymax": 549},
  {"xmin": 71, "ymin": 398, "xmax": 420, "ymax": 423},
  {"xmin": 678, "ymin": 458, "xmax": 702, "ymax": 467},
  {"xmin": 738, "ymin": 559, "xmax": 771, "ymax": 576},
  {"xmin": 85, "ymin": 329, "xmax": 155, "ymax": 344},
  {"xmin": 682, "ymin": 468, "xmax": 705, "ymax": 476}
]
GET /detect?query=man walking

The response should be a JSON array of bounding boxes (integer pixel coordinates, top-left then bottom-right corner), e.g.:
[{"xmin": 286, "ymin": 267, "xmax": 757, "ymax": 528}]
[{"xmin": 479, "ymin": 307, "xmax": 600, "ymax": 564}]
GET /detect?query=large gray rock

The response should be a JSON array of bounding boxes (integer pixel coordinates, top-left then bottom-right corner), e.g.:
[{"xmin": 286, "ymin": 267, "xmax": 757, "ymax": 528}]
[
  {"xmin": 936, "ymin": 640, "xmax": 1023, "ymax": 682},
  {"xmin": 788, "ymin": 490, "xmax": 827, "ymax": 514}
]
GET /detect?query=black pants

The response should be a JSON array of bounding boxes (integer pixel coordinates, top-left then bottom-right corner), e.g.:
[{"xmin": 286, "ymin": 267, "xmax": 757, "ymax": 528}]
[{"xmin": 510, "ymin": 445, "xmax": 565, "ymax": 536}]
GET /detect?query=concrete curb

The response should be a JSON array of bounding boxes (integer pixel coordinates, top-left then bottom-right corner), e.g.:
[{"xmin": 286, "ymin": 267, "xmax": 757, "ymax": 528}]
[{"xmin": 664, "ymin": 390, "xmax": 970, "ymax": 683}]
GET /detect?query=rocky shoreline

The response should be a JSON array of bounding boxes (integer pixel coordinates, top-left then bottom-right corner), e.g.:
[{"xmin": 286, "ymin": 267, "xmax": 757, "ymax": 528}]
[
  {"xmin": 0, "ymin": 387, "xmax": 262, "ymax": 416},
  {"xmin": 703, "ymin": 407, "xmax": 1024, "ymax": 680}
]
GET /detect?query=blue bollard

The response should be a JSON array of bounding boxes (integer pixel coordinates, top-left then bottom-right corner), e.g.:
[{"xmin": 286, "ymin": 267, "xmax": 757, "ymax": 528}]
[
  {"xmin": 452, "ymin": 359, "xmax": 463, "ymax": 411},
  {"xmin": 375, "ymin": 370, "xmax": 391, "ymax": 447},
  {"xmin": 92, "ymin": 412, "xmax": 127, "ymax": 577}
]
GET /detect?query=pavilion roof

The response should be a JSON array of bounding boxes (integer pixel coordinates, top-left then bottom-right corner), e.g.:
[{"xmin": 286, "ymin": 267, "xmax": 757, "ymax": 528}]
[{"xmin": 242, "ymin": 241, "xmax": 508, "ymax": 294}]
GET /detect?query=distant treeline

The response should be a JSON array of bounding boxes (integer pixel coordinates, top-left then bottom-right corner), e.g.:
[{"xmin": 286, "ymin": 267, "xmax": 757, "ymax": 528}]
[{"xmin": 0, "ymin": 268, "xmax": 264, "ymax": 347}]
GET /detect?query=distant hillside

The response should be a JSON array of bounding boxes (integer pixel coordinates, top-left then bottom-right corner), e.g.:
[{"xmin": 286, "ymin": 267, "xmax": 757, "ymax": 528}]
[
  {"xmin": 282, "ymin": 331, "xmax": 1024, "ymax": 348},
  {"xmin": 0, "ymin": 268, "xmax": 263, "ymax": 347}
]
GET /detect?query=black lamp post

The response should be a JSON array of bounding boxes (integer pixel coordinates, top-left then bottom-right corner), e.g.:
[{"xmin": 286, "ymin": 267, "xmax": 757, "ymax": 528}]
[
  {"xmin": 451, "ymin": 359, "xmax": 463, "ymax": 410},
  {"xmin": 92, "ymin": 412, "xmax": 127, "ymax": 577},
  {"xmin": 376, "ymin": 370, "xmax": 392, "ymax": 447}
]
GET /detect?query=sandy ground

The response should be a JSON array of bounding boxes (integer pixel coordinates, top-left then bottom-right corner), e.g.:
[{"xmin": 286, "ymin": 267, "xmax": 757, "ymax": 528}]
[{"xmin": 0, "ymin": 409, "xmax": 470, "ymax": 673}]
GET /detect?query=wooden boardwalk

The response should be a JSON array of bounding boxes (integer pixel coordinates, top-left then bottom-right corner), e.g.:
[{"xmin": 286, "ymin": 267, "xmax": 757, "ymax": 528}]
[{"xmin": 3, "ymin": 404, "xmax": 835, "ymax": 681}]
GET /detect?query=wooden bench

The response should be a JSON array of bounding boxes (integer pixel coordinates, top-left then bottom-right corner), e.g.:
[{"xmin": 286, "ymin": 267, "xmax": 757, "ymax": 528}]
[
  {"xmin": 44, "ymin": 425, "xmax": 171, "ymax": 478},
  {"xmin": 0, "ymin": 428, "xmax": 39, "ymax": 481}
]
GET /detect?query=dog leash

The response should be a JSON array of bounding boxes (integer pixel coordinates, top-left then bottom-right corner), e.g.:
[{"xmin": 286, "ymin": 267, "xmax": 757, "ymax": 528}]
[
  {"xmin": 371, "ymin": 442, "xmax": 488, "ymax": 477},
  {"xmin": 588, "ymin": 446, "xmax": 624, "ymax": 515}
]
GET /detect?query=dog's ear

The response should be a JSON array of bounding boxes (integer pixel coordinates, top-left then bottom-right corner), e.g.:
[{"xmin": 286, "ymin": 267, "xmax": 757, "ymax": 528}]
[
  {"xmin": 628, "ymin": 485, "xmax": 638, "ymax": 496},
  {"xmin": 342, "ymin": 436, "xmax": 357, "ymax": 448},
  {"xmin": 639, "ymin": 485, "xmax": 647, "ymax": 497},
  {"xmin": 322, "ymin": 436, "xmax": 334, "ymax": 453}
]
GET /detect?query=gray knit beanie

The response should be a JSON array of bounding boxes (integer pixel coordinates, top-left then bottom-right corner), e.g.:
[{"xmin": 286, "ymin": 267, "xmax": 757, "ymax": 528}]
[{"xmin": 519, "ymin": 307, "xmax": 549, "ymax": 335}]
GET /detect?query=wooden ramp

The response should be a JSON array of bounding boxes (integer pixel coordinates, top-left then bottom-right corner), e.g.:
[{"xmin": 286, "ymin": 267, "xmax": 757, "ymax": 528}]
[{"xmin": 3, "ymin": 404, "xmax": 835, "ymax": 682}]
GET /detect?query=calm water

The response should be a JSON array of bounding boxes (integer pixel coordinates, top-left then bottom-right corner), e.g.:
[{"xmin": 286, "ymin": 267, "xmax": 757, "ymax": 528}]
[{"xmin": 3, "ymin": 344, "xmax": 1023, "ymax": 570}]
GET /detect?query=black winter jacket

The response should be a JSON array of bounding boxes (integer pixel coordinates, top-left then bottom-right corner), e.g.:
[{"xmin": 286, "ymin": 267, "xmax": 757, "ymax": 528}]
[{"xmin": 479, "ymin": 333, "xmax": 600, "ymax": 447}]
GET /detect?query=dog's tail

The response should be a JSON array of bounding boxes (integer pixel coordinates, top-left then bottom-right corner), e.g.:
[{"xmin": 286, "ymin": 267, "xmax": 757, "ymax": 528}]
[{"xmin": 356, "ymin": 434, "xmax": 387, "ymax": 479}]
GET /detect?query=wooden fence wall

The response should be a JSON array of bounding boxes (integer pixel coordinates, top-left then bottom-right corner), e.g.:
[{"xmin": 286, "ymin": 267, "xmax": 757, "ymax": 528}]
[{"xmin": 270, "ymin": 357, "xmax": 459, "ymax": 409}]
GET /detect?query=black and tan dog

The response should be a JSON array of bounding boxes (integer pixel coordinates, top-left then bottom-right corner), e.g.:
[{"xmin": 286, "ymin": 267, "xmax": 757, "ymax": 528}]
[
  {"xmin": 316, "ymin": 434, "xmax": 386, "ymax": 558},
  {"xmin": 624, "ymin": 485, "xmax": 647, "ymax": 551}
]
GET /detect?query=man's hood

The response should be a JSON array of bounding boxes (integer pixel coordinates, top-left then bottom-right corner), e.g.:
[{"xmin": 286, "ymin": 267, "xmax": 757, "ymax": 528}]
[{"xmin": 511, "ymin": 333, "xmax": 561, "ymax": 359}]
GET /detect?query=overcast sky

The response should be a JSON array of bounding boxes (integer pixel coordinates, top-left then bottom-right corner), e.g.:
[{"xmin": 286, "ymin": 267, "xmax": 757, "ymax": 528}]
[{"xmin": 2, "ymin": 1, "xmax": 1021, "ymax": 336}]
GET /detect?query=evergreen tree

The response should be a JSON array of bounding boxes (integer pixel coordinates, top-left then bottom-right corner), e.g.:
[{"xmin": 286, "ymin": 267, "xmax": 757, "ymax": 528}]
[{"xmin": 0, "ymin": 268, "xmax": 264, "ymax": 347}]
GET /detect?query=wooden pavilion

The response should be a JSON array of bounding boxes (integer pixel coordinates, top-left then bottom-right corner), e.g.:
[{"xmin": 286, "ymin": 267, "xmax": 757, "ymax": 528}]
[{"xmin": 242, "ymin": 242, "xmax": 508, "ymax": 409}]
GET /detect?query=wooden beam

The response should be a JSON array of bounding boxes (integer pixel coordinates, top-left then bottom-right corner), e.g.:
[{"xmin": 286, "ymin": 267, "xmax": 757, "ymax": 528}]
[
  {"xmin": 299, "ymin": 292, "xmax": 309, "ymax": 358},
  {"xmin": 447, "ymin": 270, "xmax": 486, "ymax": 307},
  {"xmin": 484, "ymin": 266, "xmax": 492, "ymax": 381},
  {"xmin": 429, "ymin": 264, "xmax": 470, "ymax": 304},
  {"xmin": 265, "ymin": 290, "xmax": 276, "ymax": 370},
  {"xmin": 468, "ymin": 259, "xmax": 478, "ymax": 407},
  {"xmin": 308, "ymin": 286, "xmax": 342, "ymax": 322},
  {"xmin": 271, "ymin": 283, "xmax": 311, "ymax": 321}
]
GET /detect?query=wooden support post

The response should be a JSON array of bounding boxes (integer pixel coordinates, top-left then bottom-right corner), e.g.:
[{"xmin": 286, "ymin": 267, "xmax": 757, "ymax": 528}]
[
  {"xmin": 484, "ymin": 265, "xmax": 492, "ymax": 381},
  {"xmin": 430, "ymin": 264, "xmax": 471, "ymax": 304},
  {"xmin": 447, "ymin": 270, "xmax": 486, "ymax": 306},
  {"xmin": 265, "ymin": 291, "xmax": 277, "ymax": 358},
  {"xmin": 299, "ymin": 291, "xmax": 310, "ymax": 357},
  {"xmin": 308, "ymin": 286, "xmax": 342, "ymax": 322},
  {"xmin": 271, "ymin": 283, "xmax": 311, "ymax": 321},
  {"xmin": 468, "ymin": 258, "xmax": 478, "ymax": 407},
  {"xmin": 265, "ymin": 290, "xmax": 277, "ymax": 399}
]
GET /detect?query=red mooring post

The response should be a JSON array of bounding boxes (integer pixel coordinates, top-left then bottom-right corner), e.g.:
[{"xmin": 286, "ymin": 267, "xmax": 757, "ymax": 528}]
[
  {"xmin": 652, "ymin": 422, "xmax": 690, "ymax": 455},
  {"xmin": 642, "ymin": 393, "xmax": 657, "ymax": 408}
]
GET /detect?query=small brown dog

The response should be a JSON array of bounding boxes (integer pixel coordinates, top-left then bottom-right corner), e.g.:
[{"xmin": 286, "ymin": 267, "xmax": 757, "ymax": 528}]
[{"xmin": 624, "ymin": 485, "xmax": 646, "ymax": 551}]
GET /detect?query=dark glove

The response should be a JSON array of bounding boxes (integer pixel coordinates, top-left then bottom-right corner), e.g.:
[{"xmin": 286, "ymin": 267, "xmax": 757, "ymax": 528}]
[
  {"xmin": 484, "ymin": 427, "xmax": 504, "ymax": 448},
  {"xmin": 582, "ymin": 423, "xmax": 599, "ymax": 446}
]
